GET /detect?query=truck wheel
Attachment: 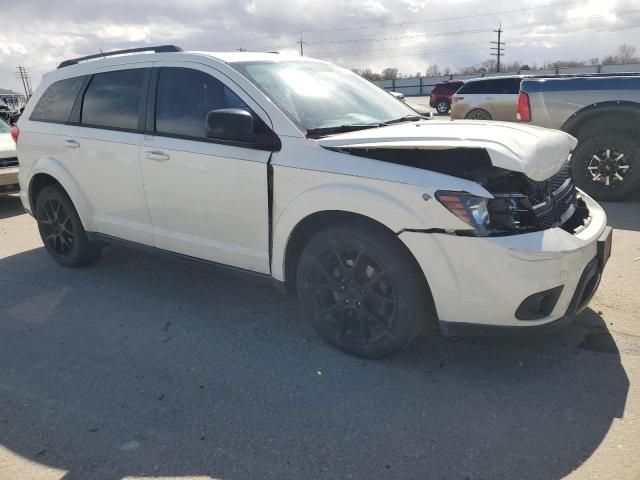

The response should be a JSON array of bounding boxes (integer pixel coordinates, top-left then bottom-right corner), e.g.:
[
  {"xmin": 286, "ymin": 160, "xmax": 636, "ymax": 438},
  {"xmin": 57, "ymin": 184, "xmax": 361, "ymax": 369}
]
[
  {"xmin": 465, "ymin": 109, "xmax": 492, "ymax": 120},
  {"xmin": 436, "ymin": 100, "xmax": 450, "ymax": 115},
  {"xmin": 296, "ymin": 221, "xmax": 434, "ymax": 358},
  {"xmin": 571, "ymin": 133, "xmax": 640, "ymax": 201},
  {"xmin": 35, "ymin": 185, "xmax": 101, "ymax": 267}
]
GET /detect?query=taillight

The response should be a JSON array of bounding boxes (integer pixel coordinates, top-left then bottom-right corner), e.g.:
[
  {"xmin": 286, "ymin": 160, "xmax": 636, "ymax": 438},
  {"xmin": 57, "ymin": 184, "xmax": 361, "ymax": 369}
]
[
  {"xmin": 10, "ymin": 125, "xmax": 19, "ymax": 143},
  {"xmin": 517, "ymin": 92, "xmax": 531, "ymax": 122}
]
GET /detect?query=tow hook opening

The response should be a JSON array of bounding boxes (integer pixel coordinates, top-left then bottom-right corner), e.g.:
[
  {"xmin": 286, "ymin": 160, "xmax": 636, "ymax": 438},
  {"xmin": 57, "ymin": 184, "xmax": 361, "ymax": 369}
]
[{"xmin": 515, "ymin": 285, "xmax": 564, "ymax": 320}]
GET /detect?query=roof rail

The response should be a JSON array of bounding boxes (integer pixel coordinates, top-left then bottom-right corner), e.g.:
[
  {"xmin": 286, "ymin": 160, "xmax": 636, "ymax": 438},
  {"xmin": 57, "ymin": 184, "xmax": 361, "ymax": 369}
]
[{"xmin": 57, "ymin": 45, "xmax": 183, "ymax": 69}]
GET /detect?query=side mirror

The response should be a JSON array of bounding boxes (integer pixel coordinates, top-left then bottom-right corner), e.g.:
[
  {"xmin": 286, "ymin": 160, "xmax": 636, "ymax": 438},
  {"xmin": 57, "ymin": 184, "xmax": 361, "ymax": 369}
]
[{"xmin": 205, "ymin": 108, "xmax": 255, "ymax": 143}]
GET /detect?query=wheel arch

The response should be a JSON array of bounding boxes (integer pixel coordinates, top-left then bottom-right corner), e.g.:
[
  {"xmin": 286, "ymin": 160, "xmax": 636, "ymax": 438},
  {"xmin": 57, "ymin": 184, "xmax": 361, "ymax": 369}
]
[
  {"xmin": 465, "ymin": 108, "xmax": 492, "ymax": 120},
  {"xmin": 28, "ymin": 159, "xmax": 93, "ymax": 230},
  {"xmin": 278, "ymin": 210, "xmax": 431, "ymax": 296},
  {"xmin": 562, "ymin": 101, "xmax": 640, "ymax": 138}
]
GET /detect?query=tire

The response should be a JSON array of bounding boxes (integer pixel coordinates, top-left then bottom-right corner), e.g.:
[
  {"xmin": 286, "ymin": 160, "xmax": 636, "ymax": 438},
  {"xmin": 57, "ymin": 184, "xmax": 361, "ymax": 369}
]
[
  {"xmin": 296, "ymin": 221, "xmax": 434, "ymax": 358},
  {"xmin": 435, "ymin": 100, "xmax": 450, "ymax": 115},
  {"xmin": 465, "ymin": 109, "xmax": 492, "ymax": 120},
  {"xmin": 571, "ymin": 133, "xmax": 640, "ymax": 201},
  {"xmin": 35, "ymin": 185, "xmax": 101, "ymax": 267}
]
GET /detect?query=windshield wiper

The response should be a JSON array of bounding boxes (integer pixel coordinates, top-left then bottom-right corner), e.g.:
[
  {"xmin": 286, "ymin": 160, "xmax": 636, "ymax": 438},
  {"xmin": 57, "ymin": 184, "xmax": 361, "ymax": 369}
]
[
  {"xmin": 306, "ymin": 123, "xmax": 386, "ymax": 138},
  {"xmin": 384, "ymin": 114, "xmax": 426, "ymax": 124}
]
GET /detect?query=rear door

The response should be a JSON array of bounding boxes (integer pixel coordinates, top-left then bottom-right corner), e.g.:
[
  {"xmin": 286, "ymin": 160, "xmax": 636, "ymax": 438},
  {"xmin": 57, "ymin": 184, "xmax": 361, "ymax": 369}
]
[
  {"xmin": 139, "ymin": 64, "xmax": 273, "ymax": 273},
  {"xmin": 63, "ymin": 65, "xmax": 154, "ymax": 244}
]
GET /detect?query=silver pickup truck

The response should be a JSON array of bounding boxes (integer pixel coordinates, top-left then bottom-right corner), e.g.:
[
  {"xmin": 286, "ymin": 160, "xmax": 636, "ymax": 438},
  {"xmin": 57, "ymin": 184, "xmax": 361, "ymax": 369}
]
[{"xmin": 518, "ymin": 74, "xmax": 640, "ymax": 201}]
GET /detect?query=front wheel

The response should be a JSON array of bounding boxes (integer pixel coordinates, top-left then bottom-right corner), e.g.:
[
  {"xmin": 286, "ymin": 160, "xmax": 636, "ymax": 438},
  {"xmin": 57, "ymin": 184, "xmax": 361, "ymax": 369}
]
[
  {"xmin": 35, "ymin": 185, "xmax": 102, "ymax": 267},
  {"xmin": 296, "ymin": 221, "xmax": 434, "ymax": 358},
  {"xmin": 571, "ymin": 133, "xmax": 640, "ymax": 201}
]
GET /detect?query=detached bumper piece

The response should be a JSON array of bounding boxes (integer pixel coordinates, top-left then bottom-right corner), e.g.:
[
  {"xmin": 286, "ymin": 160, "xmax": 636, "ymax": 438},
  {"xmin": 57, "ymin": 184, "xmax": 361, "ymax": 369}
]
[{"xmin": 440, "ymin": 227, "xmax": 612, "ymax": 337}]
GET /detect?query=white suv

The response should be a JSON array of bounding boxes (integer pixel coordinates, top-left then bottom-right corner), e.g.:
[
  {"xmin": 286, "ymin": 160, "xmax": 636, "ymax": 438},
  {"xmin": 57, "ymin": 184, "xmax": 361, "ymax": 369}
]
[{"xmin": 16, "ymin": 46, "xmax": 612, "ymax": 358}]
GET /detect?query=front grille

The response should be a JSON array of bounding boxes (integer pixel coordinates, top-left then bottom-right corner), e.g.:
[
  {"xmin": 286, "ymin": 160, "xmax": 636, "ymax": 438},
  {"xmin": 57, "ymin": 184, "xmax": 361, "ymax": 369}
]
[
  {"xmin": 0, "ymin": 157, "xmax": 18, "ymax": 168},
  {"xmin": 528, "ymin": 163, "xmax": 577, "ymax": 229}
]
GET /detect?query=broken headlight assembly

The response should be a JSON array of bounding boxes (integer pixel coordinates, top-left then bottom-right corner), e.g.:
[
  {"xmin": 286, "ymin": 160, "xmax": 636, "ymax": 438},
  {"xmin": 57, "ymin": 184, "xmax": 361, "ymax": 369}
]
[
  {"xmin": 436, "ymin": 191, "xmax": 492, "ymax": 236},
  {"xmin": 436, "ymin": 191, "xmax": 544, "ymax": 236}
]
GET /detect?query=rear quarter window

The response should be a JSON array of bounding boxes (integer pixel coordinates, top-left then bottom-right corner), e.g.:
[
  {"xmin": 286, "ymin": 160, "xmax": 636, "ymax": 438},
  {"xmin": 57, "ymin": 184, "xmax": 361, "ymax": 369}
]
[{"xmin": 30, "ymin": 76, "xmax": 85, "ymax": 123}]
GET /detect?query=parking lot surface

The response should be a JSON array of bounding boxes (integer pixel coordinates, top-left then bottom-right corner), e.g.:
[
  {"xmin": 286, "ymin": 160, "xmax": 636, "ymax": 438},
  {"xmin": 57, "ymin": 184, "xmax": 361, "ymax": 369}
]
[{"xmin": 1, "ymin": 192, "xmax": 639, "ymax": 480}]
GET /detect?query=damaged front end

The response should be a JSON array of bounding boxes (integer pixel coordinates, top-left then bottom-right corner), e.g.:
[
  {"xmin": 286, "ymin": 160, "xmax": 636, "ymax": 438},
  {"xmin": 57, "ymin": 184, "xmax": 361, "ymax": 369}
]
[{"xmin": 334, "ymin": 146, "xmax": 591, "ymax": 236}]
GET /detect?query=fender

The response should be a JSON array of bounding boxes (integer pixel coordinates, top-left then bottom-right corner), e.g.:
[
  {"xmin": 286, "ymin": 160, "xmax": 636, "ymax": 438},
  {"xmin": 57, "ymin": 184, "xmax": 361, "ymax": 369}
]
[
  {"xmin": 28, "ymin": 156, "xmax": 95, "ymax": 231},
  {"xmin": 270, "ymin": 179, "xmax": 464, "ymax": 282},
  {"xmin": 561, "ymin": 100, "xmax": 640, "ymax": 136}
]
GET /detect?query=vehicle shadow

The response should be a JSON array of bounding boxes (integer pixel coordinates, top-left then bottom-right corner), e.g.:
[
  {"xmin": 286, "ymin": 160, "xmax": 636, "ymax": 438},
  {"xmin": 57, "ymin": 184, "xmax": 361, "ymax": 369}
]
[
  {"xmin": 0, "ymin": 194, "xmax": 24, "ymax": 220},
  {"xmin": 599, "ymin": 189, "xmax": 640, "ymax": 231},
  {"xmin": 0, "ymin": 246, "xmax": 630, "ymax": 480}
]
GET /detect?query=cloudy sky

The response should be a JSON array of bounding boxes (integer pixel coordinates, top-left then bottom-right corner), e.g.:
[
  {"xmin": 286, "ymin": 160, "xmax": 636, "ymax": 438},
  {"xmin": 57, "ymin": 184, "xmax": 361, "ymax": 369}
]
[{"xmin": 1, "ymin": 0, "xmax": 639, "ymax": 93}]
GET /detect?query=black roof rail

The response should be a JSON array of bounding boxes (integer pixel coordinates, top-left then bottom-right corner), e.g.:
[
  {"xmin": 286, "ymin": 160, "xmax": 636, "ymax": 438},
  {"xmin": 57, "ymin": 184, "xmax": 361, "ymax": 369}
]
[{"xmin": 57, "ymin": 45, "xmax": 183, "ymax": 69}]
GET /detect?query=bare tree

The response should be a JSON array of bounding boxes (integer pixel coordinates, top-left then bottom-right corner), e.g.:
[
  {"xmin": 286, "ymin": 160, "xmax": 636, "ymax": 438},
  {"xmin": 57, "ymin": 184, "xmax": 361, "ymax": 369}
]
[
  {"xmin": 481, "ymin": 58, "xmax": 497, "ymax": 73},
  {"xmin": 425, "ymin": 64, "xmax": 441, "ymax": 76},
  {"xmin": 616, "ymin": 44, "xmax": 637, "ymax": 64},
  {"xmin": 381, "ymin": 67, "xmax": 399, "ymax": 80}
]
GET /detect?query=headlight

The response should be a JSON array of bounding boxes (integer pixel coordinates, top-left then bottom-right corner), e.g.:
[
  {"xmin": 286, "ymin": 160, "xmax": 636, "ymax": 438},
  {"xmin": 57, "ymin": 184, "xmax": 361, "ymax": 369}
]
[{"xmin": 436, "ymin": 191, "xmax": 491, "ymax": 235}]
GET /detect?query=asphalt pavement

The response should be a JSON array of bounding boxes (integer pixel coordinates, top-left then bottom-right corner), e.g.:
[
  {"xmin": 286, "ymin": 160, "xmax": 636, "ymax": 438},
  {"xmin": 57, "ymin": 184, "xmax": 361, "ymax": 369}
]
[{"xmin": 0, "ymin": 192, "xmax": 639, "ymax": 480}]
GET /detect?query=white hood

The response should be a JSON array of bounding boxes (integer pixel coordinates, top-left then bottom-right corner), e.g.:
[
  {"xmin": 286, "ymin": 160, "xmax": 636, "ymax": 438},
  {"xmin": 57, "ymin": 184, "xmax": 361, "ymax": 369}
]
[
  {"xmin": 0, "ymin": 132, "xmax": 16, "ymax": 159},
  {"xmin": 317, "ymin": 120, "xmax": 577, "ymax": 181}
]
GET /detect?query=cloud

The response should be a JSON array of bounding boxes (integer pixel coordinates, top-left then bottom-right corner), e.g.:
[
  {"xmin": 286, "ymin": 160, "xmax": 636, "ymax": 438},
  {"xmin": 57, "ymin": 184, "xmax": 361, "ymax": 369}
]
[{"xmin": 0, "ymin": 0, "xmax": 638, "ymax": 93}]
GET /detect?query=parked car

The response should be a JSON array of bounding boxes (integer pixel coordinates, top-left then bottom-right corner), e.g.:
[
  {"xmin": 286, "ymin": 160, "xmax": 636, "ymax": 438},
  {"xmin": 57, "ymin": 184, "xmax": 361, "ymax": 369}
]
[
  {"xmin": 450, "ymin": 76, "xmax": 524, "ymax": 121},
  {"xmin": 16, "ymin": 46, "xmax": 611, "ymax": 358},
  {"xmin": 0, "ymin": 118, "xmax": 19, "ymax": 195},
  {"xmin": 429, "ymin": 80, "xmax": 464, "ymax": 115},
  {"xmin": 518, "ymin": 74, "xmax": 640, "ymax": 201}
]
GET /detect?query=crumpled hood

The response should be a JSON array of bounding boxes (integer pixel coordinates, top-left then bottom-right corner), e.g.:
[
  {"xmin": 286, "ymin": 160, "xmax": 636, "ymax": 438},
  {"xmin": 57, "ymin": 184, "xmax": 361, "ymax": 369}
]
[
  {"xmin": 317, "ymin": 120, "xmax": 578, "ymax": 181},
  {"xmin": 0, "ymin": 133, "xmax": 16, "ymax": 159}
]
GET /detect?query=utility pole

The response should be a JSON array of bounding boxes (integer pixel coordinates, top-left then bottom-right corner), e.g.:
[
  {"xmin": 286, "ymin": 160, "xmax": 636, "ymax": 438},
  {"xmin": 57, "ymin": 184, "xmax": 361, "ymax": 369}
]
[
  {"xmin": 237, "ymin": 47, "xmax": 246, "ymax": 52},
  {"xmin": 16, "ymin": 65, "xmax": 33, "ymax": 99},
  {"xmin": 490, "ymin": 23, "xmax": 505, "ymax": 73},
  {"xmin": 297, "ymin": 33, "xmax": 305, "ymax": 57}
]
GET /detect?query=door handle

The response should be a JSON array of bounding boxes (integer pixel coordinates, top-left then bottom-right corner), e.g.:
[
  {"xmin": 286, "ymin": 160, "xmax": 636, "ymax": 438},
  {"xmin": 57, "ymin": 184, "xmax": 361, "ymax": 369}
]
[
  {"xmin": 144, "ymin": 151, "xmax": 170, "ymax": 161},
  {"xmin": 64, "ymin": 139, "xmax": 80, "ymax": 149}
]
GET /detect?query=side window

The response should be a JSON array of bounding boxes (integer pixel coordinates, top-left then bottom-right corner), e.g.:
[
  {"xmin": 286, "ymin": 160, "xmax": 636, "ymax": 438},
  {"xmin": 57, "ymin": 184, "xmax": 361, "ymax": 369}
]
[
  {"xmin": 81, "ymin": 69, "xmax": 146, "ymax": 130},
  {"xmin": 487, "ymin": 78, "xmax": 522, "ymax": 94},
  {"xmin": 30, "ymin": 76, "xmax": 85, "ymax": 123},
  {"xmin": 458, "ymin": 81, "xmax": 485, "ymax": 94},
  {"xmin": 155, "ymin": 67, "xmax": 249, "ymax": 139}
]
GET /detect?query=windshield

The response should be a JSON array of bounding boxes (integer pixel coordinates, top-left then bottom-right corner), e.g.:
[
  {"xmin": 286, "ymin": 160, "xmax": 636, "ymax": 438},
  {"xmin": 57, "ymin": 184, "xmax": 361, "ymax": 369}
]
[
  {"xmin": 0, "ymin": 118, "xmax": 10, "ymax": 133},
  {"xmin": 231, "ymin": 60, "xmax": 417, "ymax": 133}
]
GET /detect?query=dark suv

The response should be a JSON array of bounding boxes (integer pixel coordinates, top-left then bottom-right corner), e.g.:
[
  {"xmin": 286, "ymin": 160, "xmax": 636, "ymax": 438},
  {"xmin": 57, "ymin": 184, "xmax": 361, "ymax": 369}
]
[{"xmin": 429, "ymin": 80, "xmax": 464, "ymax": 115}]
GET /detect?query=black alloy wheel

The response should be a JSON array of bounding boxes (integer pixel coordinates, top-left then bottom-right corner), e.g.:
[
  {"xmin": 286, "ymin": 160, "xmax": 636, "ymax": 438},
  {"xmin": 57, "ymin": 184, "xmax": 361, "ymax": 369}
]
[
  {"xmin": 35, "ymin": 185, "xmax": 101, "ymax": 267},
  {"xmin": 571, "ymin": 133, "xmax": 640, "ymax": 201},
  {"xmin": 296, "ymin": 221, "xmax": 434, "ymax": 358},
  {"xmin": 39, "ymin": 196, "xmax": 75, "ymax": 256},
  {"xmin": 308, "ymin": 245, "xmax": 398, "ymax": 345}
]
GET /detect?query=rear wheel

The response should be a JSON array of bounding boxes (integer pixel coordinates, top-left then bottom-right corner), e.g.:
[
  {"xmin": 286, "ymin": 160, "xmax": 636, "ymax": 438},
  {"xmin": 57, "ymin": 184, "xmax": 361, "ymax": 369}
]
[
  {"xmin": 571, "ymin": 133, "xmax": 640, "ymax": 201},
  {"xmin": 35, "ymin": 186, "xmax": 101, "ymax": 267},
  {"xmin": 465, "ymin": 109, "xmax": 492, "ymax": 120},
  {"xmin": 296, "ymin": 221, "xmax": 434, "ymax": 358},
  {"xmin": 436, "ymin": 100, "xmax": 450, "ymax": 115}
]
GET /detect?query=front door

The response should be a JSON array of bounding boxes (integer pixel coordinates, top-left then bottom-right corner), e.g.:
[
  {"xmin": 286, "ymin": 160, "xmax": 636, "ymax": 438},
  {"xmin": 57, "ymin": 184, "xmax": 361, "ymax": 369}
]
[{"xmin": 140, "ymin": 65, "xmax": 272, "ymax": 273}]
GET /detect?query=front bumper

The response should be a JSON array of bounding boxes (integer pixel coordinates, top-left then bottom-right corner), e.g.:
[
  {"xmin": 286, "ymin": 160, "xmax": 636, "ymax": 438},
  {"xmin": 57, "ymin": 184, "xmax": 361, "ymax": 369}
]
[
  {"xmin": 0, "ymin": 167, "xmax": 19, "ymax": 194},
  {"xmin": 399, "ymin": 192, "xmax": 609, "ymax": 334}
]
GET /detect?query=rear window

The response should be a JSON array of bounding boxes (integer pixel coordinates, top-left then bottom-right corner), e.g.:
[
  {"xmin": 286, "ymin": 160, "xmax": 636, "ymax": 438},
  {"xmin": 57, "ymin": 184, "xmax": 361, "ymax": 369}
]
[
  {"xmin": 81, "ymin": 69, "xmax": 146, "ymax": 130},
  {"xmin": 30, "ymin": 76, "xmax": 85, "ymax": 123}
]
